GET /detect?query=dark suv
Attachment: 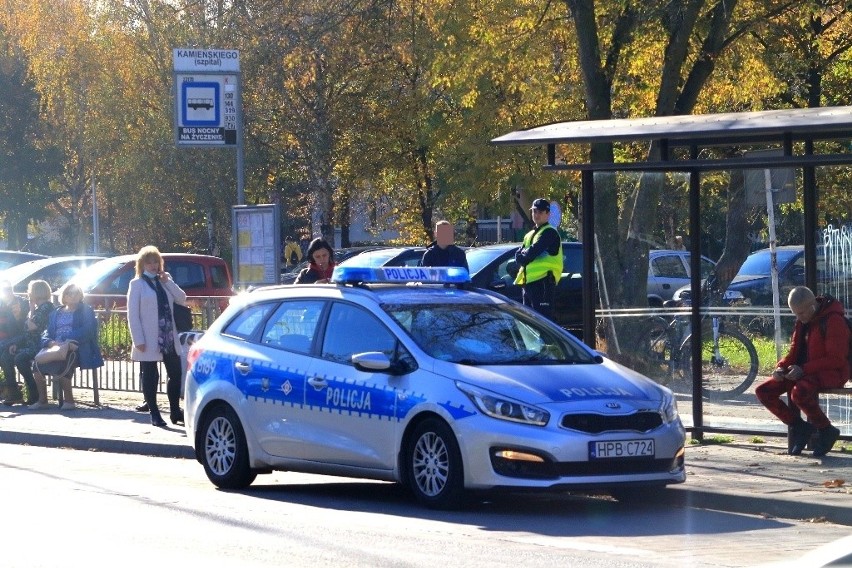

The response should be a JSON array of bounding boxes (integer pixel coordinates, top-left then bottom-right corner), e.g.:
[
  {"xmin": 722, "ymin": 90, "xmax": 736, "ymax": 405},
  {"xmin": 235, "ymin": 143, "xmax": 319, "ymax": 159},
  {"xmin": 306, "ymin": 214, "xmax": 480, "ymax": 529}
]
[{"xmin": 466, "ymin": 242, "xmax": 585, "ymax": 330}]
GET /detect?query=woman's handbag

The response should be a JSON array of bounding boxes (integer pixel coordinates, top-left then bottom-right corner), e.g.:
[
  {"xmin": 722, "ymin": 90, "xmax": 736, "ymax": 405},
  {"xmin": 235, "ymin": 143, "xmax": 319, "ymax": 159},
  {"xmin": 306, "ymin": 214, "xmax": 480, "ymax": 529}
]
[
  {"xmin": 173, "ymin": 303, "xmax": 192, "ymax": 332},
  {"xmin": 34, "ymin": 340, "xmax": 79, "ymax": 376}
]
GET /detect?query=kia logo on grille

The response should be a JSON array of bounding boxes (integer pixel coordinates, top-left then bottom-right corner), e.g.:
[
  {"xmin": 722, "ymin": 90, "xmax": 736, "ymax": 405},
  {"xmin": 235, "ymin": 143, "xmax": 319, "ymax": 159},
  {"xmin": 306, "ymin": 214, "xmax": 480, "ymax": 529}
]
[{"xmin": 605, "ymin": 402, "xmax": 621, "ymax": 409}]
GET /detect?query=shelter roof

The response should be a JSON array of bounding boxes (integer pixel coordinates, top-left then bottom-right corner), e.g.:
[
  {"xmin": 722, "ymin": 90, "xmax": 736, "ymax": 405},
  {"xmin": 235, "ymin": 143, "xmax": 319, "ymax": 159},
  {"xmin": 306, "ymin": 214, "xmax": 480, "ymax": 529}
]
[{"xmin": 491, "ymin": 106, "xmax": 852, "ymax": 148}]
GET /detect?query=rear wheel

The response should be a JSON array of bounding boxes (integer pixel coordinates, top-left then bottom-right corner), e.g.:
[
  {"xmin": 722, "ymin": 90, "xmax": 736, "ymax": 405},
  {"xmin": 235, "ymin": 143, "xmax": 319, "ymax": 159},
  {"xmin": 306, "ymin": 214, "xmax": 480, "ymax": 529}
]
[
  {"xmin": 199, "ymin": 405, "xmax": 256, "ymax": 489},
  {"xmin": 678, "ymin": 328, "xmax": 759, "ymax": 399},
  {"xmin": 404, "ymin": 418, "xmax": 465, "ymax": 509}
]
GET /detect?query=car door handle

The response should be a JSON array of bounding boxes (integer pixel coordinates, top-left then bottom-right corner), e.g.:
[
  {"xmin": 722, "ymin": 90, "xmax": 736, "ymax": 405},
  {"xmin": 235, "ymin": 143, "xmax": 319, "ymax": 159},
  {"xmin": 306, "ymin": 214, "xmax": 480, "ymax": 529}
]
[
  {"xmin": 308, "ymin": 377, "xmax": 328, "ymax": 390},
  {"xmin": 234, "ymin": 361, "xmax": 252, "ymax": 375}
]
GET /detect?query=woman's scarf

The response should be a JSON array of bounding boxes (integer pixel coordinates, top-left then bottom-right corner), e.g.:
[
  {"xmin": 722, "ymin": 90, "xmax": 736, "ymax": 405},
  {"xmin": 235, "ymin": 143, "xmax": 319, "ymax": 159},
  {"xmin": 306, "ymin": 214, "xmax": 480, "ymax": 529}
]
[{"xmin": 143, "ymin": 275, "xmax": 175, "ymax": 354}]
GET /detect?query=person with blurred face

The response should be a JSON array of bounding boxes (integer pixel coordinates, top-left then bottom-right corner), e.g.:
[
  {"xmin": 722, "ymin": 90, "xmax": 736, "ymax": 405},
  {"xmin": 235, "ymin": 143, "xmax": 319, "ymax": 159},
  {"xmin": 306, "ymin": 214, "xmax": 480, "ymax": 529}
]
[
  {"xmin": 0, "ymin": 279, "xmax": 27, "ymax": 403},
  {"xmin": 421, "ymin": 220, "xmax": 468, "ymax": 270}
]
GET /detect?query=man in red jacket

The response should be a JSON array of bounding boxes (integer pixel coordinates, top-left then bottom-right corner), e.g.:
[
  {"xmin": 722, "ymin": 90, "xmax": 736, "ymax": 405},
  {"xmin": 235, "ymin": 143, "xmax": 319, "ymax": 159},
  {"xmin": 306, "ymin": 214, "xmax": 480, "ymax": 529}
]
[{"xmin": 755, "ymin": 286, "xmax": 849, "ymax": 456}]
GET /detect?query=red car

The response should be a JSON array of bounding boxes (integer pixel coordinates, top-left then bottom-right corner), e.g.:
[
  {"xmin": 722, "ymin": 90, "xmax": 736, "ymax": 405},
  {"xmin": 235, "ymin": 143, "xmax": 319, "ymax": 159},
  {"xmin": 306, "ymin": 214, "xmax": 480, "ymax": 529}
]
[{"xmin": 63, "ymin": 253, "xmax": 234, "ymax": 311}]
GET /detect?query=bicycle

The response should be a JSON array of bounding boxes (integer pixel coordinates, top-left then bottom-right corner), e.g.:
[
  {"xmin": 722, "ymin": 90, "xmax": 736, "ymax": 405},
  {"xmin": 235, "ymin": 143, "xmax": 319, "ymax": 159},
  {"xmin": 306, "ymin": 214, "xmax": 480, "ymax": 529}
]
[{"xmin": 642, "ymin": 278, "xmax": 760, "ymax": 400}]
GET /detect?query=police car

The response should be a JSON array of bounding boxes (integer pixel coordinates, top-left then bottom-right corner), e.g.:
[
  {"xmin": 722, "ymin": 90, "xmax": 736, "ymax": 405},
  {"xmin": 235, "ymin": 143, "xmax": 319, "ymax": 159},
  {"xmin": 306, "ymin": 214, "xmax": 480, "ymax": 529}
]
[{"xmin": 184, "ymin": 266, "xmax": 685, "ymax": 508}]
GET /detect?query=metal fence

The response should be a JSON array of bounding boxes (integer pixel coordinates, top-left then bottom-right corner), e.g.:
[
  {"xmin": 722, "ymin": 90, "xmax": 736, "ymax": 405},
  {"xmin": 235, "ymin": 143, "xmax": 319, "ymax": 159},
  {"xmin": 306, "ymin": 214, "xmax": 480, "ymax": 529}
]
[{"xmin": 68, "ymin": 296, "xmax": 227, "ymax": 404}]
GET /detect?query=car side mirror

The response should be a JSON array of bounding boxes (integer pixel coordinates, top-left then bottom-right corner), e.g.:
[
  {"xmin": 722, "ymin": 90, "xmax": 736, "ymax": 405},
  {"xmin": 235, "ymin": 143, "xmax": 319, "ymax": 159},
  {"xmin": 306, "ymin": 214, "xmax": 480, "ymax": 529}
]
[
  {"xmin": 506, "ymin": 259, "xmax": 519, "ymax": 279},
  {"xmin": 352, "ymin": 352, "xmax": 391, "ymax": 371},
  {"xmin": 352, "ymin": 351, "xmax": 417, "ymax": 375}
]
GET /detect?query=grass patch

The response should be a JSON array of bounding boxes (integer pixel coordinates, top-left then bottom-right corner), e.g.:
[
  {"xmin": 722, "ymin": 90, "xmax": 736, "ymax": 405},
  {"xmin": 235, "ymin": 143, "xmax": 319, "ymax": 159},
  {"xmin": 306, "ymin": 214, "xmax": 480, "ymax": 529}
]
[
  {"xmin": 750, "ymin": 335, "xmax": 784, "ymax": 374},
  {"xmin": 689, "ymin": 434, "xmax": 734, "ymax": 446},
  {"xmin": 750, "ymin": 436, "xmax": 765, "ymax": 444}
]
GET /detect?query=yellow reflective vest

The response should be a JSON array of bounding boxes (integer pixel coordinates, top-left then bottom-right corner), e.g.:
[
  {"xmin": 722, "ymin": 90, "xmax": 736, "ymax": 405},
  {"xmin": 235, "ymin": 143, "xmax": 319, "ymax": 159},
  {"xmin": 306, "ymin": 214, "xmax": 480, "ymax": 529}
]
[{"xmin": 514, "ymin": 224, "xmax": 563, "ymax": 285}]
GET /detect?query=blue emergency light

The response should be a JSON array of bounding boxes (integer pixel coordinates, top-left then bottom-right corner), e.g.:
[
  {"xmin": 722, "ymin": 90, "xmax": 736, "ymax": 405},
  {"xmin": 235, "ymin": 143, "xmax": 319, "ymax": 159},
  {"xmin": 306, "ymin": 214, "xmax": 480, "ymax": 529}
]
[{"xmin": 332, "ymin": 266, "xmax": 470, "ymax": 285}]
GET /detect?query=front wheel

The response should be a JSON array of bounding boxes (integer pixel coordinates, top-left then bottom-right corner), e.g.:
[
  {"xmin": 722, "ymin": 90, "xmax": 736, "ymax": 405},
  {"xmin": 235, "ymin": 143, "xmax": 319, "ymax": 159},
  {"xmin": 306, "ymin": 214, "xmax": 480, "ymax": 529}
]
[
  {"xmin": 198, "ymin": 404, "xmax": 257, "ymax": 489},
  {"xmin": 677, "ymin": 328, "xmax": 759, "ymax": 399},
  {"xmin": 404, "ymin": 418, "xmax": 466, "ymax": 509}
]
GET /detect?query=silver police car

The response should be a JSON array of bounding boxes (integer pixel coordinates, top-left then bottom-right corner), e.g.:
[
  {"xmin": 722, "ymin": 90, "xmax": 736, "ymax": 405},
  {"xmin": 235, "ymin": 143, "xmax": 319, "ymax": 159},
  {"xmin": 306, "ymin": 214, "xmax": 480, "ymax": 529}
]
[{"xmin": 184, "ymin": 266, "xmax": 685, "ymax": 508}]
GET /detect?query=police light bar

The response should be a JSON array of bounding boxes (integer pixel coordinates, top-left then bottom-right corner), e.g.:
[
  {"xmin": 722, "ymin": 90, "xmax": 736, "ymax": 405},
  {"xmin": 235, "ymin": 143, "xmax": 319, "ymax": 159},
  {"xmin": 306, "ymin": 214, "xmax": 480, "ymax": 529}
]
[{"xmin": 332, "ymin": 266, "xmax": 470, "ymax": 284}]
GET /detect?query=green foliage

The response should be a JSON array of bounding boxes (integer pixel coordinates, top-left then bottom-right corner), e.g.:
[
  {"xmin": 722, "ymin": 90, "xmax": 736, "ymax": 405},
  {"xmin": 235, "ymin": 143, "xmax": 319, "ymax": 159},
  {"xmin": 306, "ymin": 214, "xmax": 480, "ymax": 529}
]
[{"xmin": 98, "ymin": 313, "xmax": 131, "ymax": 360}]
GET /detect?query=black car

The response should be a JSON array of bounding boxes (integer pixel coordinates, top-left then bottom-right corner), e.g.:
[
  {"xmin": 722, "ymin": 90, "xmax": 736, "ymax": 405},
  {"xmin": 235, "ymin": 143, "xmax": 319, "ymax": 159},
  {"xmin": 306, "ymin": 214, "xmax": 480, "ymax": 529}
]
[
  {"xmin": 723, "ymin": 245, "xmax": 805, "ymax": 305},
  {"xmin": 466, "ymin": 242, "xmax": 585, "ymax": 330}
]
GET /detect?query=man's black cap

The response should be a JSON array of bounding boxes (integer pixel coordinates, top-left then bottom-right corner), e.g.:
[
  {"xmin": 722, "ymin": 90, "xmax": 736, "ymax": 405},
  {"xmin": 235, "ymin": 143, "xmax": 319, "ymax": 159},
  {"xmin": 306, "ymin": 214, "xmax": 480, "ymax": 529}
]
[{"xmin": 530, "ymin": 198, "xmax": 550, "ymax": 212}]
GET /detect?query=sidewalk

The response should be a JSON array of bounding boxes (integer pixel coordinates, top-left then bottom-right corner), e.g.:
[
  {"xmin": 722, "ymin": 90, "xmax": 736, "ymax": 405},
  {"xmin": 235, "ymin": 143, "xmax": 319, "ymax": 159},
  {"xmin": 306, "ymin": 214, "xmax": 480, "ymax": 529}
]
[{"xmin": 1, "ymin": 389, "xmax": 851, "ymax": 525}]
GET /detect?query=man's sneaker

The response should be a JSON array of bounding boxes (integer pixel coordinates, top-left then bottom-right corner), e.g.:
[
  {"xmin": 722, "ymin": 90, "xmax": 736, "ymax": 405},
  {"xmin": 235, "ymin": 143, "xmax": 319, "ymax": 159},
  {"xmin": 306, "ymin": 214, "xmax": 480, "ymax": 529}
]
[
  {"xmin": 789, "ymin": 420, "xmax": 815, "ymax": 455},
  {"xmin": 28, "ymin": 401, "xmax": 48, "ymax": 410},
  {"xmin": 813, "ymin": 425, "xmax": 841, "ymax": 457},
  {"xmin": 2, "ymin": 395, "xmax": 24, "ymax": 407},
  {"xmin": 60, "ymin": 402, "xmax": 76, "ymax": 410}
]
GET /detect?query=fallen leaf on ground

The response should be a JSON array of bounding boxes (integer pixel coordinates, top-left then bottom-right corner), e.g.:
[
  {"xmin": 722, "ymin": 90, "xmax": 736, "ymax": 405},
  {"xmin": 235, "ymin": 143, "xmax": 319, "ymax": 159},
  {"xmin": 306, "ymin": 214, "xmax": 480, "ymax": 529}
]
[{"xmin": 823, "ymin": 479, "xmax": 845, "ymax": 488}]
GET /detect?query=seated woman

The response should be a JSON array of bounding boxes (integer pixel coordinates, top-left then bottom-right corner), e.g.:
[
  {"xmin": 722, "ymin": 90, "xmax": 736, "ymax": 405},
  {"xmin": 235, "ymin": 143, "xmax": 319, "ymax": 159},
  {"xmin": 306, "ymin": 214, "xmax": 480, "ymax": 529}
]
[
  {"xmin": 1, "ymin": 280, "xmax": 55, "ymax": 405},
  {"xmin": 29, "ymin": 283, "xmax": 103, "ymax": 410}
]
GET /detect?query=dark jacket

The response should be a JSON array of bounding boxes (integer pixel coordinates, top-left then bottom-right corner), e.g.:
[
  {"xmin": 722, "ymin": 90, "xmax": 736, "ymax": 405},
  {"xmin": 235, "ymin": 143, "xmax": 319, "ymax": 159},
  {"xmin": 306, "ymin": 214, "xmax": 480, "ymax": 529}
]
[
  {"xmin": 777, "ymin": 295, "xmax": 849, "ymax": 388},
  {"xmin": 421, "ymin": 242, "xmax": 469, "ymax": 270},
  {"xmin": 294, "ymin": 262, "xmax": 335, "ymax": 284},
  {"xmin": 19, "ymin": 301, "xmax": 54, "ymax": 350},
  {"xmin": 42, "ymin": 303, "xmax": 104, "ymax": 369},
  {"xmin": 0, "ymin": 295, "xmax": 27, "ymax": 343}
]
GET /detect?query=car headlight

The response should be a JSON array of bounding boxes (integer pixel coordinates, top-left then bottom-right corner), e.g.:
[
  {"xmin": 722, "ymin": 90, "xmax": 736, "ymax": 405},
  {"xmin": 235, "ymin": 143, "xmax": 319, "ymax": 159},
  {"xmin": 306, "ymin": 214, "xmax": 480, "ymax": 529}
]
[
  {"xmin": 456, "ymin": 382, "xmax": 550, "ymax": 426},
  {"xmin": 660, "ymin": 392, "xmax": 679, "ymax": 423}
]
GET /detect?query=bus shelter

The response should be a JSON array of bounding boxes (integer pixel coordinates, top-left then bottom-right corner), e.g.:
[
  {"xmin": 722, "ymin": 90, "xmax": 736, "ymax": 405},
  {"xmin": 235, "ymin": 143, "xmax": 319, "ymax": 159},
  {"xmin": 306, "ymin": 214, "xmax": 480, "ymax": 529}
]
[{"xmin": 492, "ymin": 106, "xmax": 852, "ymax": 439}]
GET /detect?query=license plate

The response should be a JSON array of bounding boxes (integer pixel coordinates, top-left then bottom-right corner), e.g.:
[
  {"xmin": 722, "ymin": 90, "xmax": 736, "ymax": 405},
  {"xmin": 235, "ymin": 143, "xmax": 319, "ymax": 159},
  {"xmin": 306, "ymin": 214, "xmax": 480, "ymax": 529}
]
[{"xmin": 589, "ymin": 439, "xmax": 655, "ymax": 459}]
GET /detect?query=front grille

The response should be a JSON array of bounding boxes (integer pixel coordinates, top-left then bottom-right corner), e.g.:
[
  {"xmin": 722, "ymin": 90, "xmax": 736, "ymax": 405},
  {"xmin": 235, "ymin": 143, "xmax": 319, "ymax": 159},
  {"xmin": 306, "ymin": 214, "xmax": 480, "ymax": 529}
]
[{"xmin": 561, "ymin": 411, "xmax": 663, "ymax": 434}]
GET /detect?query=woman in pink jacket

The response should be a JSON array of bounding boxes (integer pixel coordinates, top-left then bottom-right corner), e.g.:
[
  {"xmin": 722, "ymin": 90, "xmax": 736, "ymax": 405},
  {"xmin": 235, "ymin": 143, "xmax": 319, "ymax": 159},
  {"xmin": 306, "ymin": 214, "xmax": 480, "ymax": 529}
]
[{"xmin": 127, "ymin": 246, "xmax": 188, "ymax": 427}]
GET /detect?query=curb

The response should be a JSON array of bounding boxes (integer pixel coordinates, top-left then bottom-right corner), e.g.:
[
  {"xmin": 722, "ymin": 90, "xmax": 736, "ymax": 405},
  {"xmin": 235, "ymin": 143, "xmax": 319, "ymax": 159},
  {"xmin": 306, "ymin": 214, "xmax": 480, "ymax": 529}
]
[
  {"xmin": 0, "ymin": 430, "xmax": 195, "ymax": 460},
  {"xmin": 663, "ymin": 486, "xmax": 852, "ymax": 527}
]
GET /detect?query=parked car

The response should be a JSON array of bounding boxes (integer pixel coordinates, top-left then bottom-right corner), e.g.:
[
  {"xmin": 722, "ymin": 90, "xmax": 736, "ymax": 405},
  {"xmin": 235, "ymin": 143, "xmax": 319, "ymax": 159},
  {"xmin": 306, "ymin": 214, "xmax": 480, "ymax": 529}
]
[
  {"xmin": 280, "ymin": 245, "xmax": 386, "ymax": 284},
  {"xmin": 0, "ymin": 255, "xmax": 105, "ymax": 295},
  {"xmin": 63, "ymin": 253, "xmax": 234, "ymax": 309},
  {"xmin": 184, "ymin": 266, "xmax": 685, "ymax": 507},
  {"xmin": 647, "ymin": 249, "xmax": 716, "ymax": 306},
  {"xmin": 337, "ymin": 246, "xmax": 427, "ymax": 268},
  {"xmin": 465, "ymin": 242, "xmax": 586, "ymax": 330},
  {"xmin": 0, "ymin": 250, "xmax": 47, "ymax": 271},
  {"xmin": 722, "ymin": 245, "xmax": 805, "ymax": 305}
]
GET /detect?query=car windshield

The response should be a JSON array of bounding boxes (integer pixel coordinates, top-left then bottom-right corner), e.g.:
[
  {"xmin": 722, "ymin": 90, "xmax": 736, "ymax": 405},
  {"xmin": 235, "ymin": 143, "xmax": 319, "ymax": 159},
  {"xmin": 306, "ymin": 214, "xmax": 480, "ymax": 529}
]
[
  {"xmin": 65, "ymin": 257, "xmax": 128, "ymax": 291},
  {"xmin": 384, "ymin": 302, "xmax": 596, "ymax": 365},
  {"xmin": 465, "ymin": 246, "xmax": 513, "ymax": 275},
  {"xmin": 736, "ymin": 249, "xmax": 801, "ymax": 278}
]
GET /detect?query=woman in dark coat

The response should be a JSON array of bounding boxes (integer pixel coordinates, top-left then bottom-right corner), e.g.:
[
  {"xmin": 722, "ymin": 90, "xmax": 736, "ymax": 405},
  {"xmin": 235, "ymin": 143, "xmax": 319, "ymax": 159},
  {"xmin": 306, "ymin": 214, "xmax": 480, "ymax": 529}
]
[{"xmin": 294, "ymin": 238, "xmax": 336, "ymax": 284}]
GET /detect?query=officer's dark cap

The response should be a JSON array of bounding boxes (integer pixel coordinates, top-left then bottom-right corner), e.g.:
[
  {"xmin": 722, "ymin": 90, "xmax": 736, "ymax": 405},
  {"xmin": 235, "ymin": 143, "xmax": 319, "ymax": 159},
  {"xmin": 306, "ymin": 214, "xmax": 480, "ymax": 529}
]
[{"xmin": 530, "ymin": 198, "xmax": 550, "ymax": 212}]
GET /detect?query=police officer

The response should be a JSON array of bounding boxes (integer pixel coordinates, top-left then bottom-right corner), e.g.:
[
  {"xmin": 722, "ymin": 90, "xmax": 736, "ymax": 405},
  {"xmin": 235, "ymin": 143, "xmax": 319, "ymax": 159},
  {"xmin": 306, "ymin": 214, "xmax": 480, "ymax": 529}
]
[{"xmin": 514, "ymin": 198, "xmax": 562, "ymax": 319}]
